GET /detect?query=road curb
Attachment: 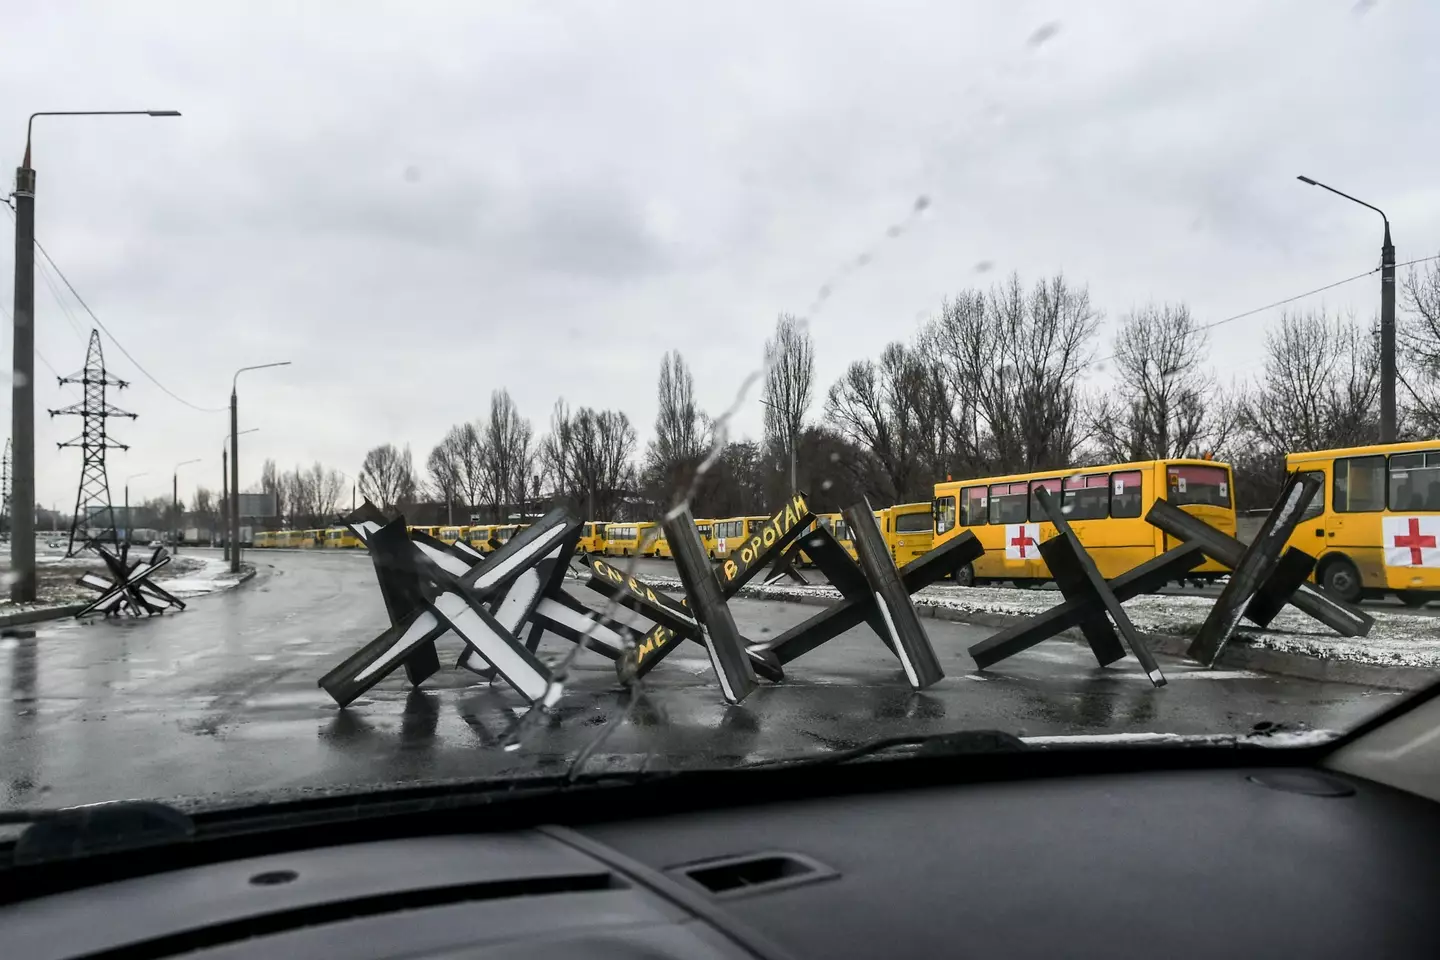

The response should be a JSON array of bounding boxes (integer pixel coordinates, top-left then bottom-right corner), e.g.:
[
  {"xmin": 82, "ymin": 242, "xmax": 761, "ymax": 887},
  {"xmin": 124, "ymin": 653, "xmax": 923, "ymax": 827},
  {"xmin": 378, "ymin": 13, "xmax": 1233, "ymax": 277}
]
[{"xmin": 0, "ymin": 603, "xmax": 88, "ymax": 628}]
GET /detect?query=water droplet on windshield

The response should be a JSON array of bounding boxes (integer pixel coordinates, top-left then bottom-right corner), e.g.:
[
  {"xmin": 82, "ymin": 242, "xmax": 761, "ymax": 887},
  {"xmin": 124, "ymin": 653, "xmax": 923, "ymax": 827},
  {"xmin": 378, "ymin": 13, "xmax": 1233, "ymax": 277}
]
[{"xmin": 1027, "ymin": 22, "xmax": 1061, "ymax": 47}]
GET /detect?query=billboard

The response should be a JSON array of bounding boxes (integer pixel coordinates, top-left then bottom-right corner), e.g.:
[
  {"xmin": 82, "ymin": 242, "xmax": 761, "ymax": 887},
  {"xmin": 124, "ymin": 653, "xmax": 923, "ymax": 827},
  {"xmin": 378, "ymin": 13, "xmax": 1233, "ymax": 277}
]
[{"xmin": 235, "ymin": 492, "xmax": 277, "ymax": 518}]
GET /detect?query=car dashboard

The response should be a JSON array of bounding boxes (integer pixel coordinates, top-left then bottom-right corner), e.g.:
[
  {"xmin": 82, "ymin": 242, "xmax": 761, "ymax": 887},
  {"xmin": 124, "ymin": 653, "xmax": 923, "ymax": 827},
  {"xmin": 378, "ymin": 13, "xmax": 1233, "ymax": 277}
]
[{"xmin": 2, "ymin": 759, "xmax": 1439, "ymax": 959}]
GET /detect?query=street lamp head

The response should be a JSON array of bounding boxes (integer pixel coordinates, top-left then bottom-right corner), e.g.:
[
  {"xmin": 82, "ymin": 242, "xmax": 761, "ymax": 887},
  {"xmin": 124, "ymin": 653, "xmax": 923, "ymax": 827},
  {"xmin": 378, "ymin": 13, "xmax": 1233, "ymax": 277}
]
[
  {"xmin": 1297, "ymin": 175, "xmax": 1318, "ymax": 186},
  {"xmin": 233, "ymin": 361, "xmax": 292, "ymax": 392},
  {"xmin": 147, "ymin": 110, "xmax": 182, "ymax": 117}
]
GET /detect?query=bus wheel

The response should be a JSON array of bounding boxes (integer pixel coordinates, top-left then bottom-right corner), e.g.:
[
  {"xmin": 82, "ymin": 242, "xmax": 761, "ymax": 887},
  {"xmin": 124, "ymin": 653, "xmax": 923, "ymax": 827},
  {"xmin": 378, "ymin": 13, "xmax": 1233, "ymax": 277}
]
[
  {"xmin": 953, "ymin": 562, "xmax": 975, "ymax": 587},
  {"xmin": 1319, "ymin": 556, "xmax": 1362, "ymax": 604},
  {"xmin": 1399, "ymin": 590, "xmax": 1437, "ymax": 608}
]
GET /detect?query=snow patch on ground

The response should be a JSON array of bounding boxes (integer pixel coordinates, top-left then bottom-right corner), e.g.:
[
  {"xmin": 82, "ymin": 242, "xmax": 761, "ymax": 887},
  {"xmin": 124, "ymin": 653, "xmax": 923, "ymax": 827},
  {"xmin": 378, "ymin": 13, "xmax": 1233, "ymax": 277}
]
[
  {"xmin": 1023, "ymin": 729, "xmax": 1338, "ymax": 748},
  {"xmin": 155, "ymin": 556, "xmax": 251, "ymax": 597},
  {"xmin": 627, "ymin": 573, "xmax": 1440, "ymax": 671}
]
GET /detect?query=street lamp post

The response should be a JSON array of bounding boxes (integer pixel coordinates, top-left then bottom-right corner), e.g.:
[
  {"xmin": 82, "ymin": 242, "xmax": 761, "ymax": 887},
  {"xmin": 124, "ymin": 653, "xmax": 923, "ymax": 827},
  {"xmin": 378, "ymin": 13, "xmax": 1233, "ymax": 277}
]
[
  {"xmin": 123, "ymin": 471, "xmax": 148, "ymax": 547},
  {"xmin": 221, "ymin": 428, "xmax": 259, "ymax": 561},
  {"xmin": 172, "ymin": 458, "xmax": 200, "ymax": 554},
  {"xmin": 1297, "ymin": 175, "xmax": 1396, "ymax": 443},
  {"xmin": 231, "ymin": 363, "xmax": 289, "ymax": 573},
  {"xmin": 10, "ymin": 109, "xmax": 181, "ymax": 603}
]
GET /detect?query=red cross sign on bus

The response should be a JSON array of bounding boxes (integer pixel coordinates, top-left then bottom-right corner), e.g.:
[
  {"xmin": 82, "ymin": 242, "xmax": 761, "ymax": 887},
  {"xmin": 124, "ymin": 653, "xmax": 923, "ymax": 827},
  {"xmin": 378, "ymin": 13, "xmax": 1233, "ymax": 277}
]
[
  {"xmin": 1384, "ymin": 515, "xmax": 1440, "ymax": 568},
  {"xmin": 1005, "ymin": 522, "xmax": 1040, "ymax": 560}
]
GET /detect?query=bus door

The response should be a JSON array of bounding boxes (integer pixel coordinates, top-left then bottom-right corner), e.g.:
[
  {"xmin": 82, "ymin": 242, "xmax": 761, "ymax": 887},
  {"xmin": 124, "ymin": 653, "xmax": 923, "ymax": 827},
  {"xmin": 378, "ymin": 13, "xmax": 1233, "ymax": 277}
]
[
  {"xmin": 1288, "ymin": 467, "xmax": 1329, "ymax": 553},
  {"xmin": 958, "ymin": 486, "xmax": 995, "ymax": 577},
  {"xmin": 1328, "ymin": 453, "xmax": 1388, "ymax": 588}
]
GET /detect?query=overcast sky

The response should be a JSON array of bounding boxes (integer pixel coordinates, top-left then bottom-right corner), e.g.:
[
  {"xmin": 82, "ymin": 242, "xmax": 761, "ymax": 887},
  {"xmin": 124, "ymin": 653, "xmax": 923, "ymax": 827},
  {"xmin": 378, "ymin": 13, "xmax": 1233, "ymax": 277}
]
[{"xmin": 2, "ymin": 0, "xmax": 1437, "ymax": 512}]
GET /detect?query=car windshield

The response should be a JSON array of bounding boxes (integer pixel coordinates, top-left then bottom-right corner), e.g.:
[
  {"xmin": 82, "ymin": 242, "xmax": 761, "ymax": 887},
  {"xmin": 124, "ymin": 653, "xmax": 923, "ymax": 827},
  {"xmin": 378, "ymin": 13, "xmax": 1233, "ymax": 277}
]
[{"xmin": 3, "ymin": 4, "xmax": 1439, "ymax": 819}]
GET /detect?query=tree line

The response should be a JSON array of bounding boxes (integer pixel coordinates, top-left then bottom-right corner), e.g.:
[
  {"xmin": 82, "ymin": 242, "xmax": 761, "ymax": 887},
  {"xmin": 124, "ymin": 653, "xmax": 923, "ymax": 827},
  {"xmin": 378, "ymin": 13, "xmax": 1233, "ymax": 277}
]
[{"xmin": 283, "ymin": 257, "xmax": 1440, "ymax": 528}]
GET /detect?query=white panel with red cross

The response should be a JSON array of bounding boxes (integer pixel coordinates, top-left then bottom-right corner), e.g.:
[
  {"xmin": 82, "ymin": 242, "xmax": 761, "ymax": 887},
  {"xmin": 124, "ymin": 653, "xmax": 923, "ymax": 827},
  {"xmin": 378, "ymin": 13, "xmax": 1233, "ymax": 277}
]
[
  {"xmin": 1004, "ymin": 523, "xmax": 1041, "ymax": 561},
  {"xmin": 1382, "ymin": 515, "xmax": 1440, "ymax": 568}
]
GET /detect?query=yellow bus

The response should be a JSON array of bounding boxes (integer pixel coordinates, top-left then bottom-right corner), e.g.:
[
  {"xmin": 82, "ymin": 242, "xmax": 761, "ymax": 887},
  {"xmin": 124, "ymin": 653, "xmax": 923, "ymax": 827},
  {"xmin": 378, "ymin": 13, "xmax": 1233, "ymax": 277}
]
[
  {"xmin": 604, "ymin": 522, "xmax": 659, "ymax": 557},
  {"xmin": 711, "ymin": 516, "xmax": 769, "ymax": 560},
  {"xmin": 932, "ymin": 458, "xmax": 1235, "ymax": 586},
  {"xmin": 466, "ymin": 524, "xmax": 497, "ymax": 553},
  {"xmin": 652, "ymin": 518, "xmax": 721, "ymax": 559},
  {"xmin": 254, "ymin": 531, "xmax": 275, "ymax": 549},
  {"xmin": 275, "ymin": 530, "xmax": 300, "ymax": 549},
  {"xmin": 576, "ymin": 521, "xmax": 608, "ymax": 555},
  {"xmin": 695, "ymin": 519, "xmax": 717, "ymax": 558},
  {"xmin": 492, "ymin": 523, "xmax": 532, "ymax": 548},
  {"xmin": 323, "ymin": 527, "xmax": 362, "ymax": 549},
  {"xmin": 296, "ymin": 528, "xmax": 323, "ymax": 548},
  {"xmin": 1283, "ymin": 439, "xmax": 1440, "ymax": 606},
  {"xmin": 877, "ymin": 502, "xmax": 935, "ymax": 567},
  {"xmin": 438, "ymin": 525, "xmax": 466, "ymax": 545},
  {"xmin": 407, "ymin": 525, "xmax": 440, "ymax": 541}
]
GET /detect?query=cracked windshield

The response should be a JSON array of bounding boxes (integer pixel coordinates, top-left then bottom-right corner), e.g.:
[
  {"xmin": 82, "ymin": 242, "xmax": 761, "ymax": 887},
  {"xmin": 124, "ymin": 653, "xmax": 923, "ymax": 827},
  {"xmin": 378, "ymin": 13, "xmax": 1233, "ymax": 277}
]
[{"xmin": 2, "ymin": 1, "xmax": 1439, "ymax": 812}]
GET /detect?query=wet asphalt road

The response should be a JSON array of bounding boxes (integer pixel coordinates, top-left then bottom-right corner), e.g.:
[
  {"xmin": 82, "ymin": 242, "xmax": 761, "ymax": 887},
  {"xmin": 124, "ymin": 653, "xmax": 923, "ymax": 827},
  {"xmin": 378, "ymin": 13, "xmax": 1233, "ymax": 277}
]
[{"xmin": 0, "ymin": 548, "xmax": 1404, "ymax": 810}]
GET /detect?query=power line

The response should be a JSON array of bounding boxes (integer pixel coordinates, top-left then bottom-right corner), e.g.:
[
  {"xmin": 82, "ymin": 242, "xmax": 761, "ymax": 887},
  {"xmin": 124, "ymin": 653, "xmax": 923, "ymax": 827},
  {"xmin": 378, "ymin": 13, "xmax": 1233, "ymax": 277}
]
[
  {"xmin": 1086, "ymin": 254, "xmax": 1440, "ymax": 372},
  {"xmin": 30, "ymin": 236, "xmax": 226, "ymax": 413},
  {"xmin": 0, "ymin": 299, "xmax": 76, "ymax": 393}
]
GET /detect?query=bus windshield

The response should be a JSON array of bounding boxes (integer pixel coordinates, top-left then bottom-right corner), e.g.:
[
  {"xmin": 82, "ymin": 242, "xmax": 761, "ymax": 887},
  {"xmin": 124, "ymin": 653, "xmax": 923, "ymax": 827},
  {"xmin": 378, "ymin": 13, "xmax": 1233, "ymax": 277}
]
[{"xmin": 1166, "ymin": 465, "xmax": 1230, "ymax": 508}]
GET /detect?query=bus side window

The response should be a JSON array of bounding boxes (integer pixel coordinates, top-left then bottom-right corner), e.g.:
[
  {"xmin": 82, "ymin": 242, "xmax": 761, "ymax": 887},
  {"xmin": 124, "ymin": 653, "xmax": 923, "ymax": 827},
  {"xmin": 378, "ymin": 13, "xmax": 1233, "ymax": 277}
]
[
  {"xmin": 989, "ymin": 482, "xmax": 1027, "ymax": 524},
  {"xmin": 960, "ymin": 487, "xmax": 987, "ymax": 526},
  {"xmin": 1334, "ymin": 455, "xmax": 1386, "ymax": 513},
  {"xmin": 1388, "ymin": 452, "xmax": 1440, "ymax": 512},
  {"xmin": 1294, "ymin": 471, "xmax": 1325, "ymax": 520},
  {"xmin": 1028, "ymin": 478, "xmax": 1061, "ymax": 521},
  {"xmin": 1110, "ymin": 470, "xmax": 1143, "ymax": 518},
  {"xmin": 933, "ymin": 497, "xmax": 957, "ymax": 535}
]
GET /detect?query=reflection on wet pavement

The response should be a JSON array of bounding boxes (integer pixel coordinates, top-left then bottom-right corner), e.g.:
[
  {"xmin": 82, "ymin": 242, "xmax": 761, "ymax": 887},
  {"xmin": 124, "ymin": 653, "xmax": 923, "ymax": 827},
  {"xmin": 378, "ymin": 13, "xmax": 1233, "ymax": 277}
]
[{"xmin": 0, "ymin": 548, "xmax": 1415, "ymax": 809}]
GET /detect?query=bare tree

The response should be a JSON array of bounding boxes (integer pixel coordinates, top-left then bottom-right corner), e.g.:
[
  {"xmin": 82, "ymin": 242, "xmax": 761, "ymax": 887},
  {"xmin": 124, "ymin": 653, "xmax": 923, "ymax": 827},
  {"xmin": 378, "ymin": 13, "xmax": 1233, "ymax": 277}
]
[
  {"xmin": 644, "ymin": 351, "xmax": 709, "ymax": 506},
  {"xmin": 541, "ymin": 402, "xmax": 637, "ymax": 519},
  {"xmin": 358, "ymin": 443, "xmax": 418, "ymax": 515},
  {"xmin": 762, "ymin": 314, "xmax": 815, "ymax": 490},
  {"xmin": 260, "ymin": 459, "xmax": 288, "ymax": 524},
  {"xmin": 481, "ymin": 389, "xmax": 534, "ymax": 520},
  {"xmin": 825, "ymin": 341, "xmax": 939, "ymax": 503},
  {"xmin": 1241, "ymin": 309, "xmax": 1381, "ymax": 454},
  {"xmin": 929, "ymin": 272, "xmax": 1098, "ymax": 473},
  {"xmin": 1089, "ymin": 303, "xmax": 1226, "ymax": 461},
  {"xmin": 426, "ymin": 426, "xmax": 467, "ymax": 523},
  {"xmin": 456, "ymin": 421, "xmax": 486, "ymax": 513},
  {"xmin": 1400, "ymin": 252, "xmax": 1440, "ymax": 433}
]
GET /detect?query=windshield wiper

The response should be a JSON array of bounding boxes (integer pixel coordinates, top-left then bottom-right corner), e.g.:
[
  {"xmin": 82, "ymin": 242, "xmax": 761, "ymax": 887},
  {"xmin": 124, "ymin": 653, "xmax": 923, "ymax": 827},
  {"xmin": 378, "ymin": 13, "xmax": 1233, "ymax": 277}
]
[
  {"xmin": 748, "ymin": 729, "xmax": 1030, "ymax": 770},
  {"xmin": 0, "ymin": 800, "xmax": 194, "ymax": 867}
]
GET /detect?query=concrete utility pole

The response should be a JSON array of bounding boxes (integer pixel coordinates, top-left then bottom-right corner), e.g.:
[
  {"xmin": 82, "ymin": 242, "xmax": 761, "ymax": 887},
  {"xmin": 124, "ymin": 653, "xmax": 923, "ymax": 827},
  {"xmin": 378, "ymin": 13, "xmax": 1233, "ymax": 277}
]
[
  {"xmin": 123, "ymin": 471, "xmax": 148, "ymax": 547},
  {"xmin": 221, "ymin": 428, "xmax": 258, "ymax": 562},
  {"xmin": 1297, "ymin": 176, "xmax": 1396, "ymax": 443},
  {"xmin": 173, "ymin": 459, "xmax": 200, "ymax": 553},
  {"xmin": 230, "ymin": 363, "xmax": 288, "ymax": 573},
  {"xmin": 10, "ymin": 109, "xmax": 180, "ymax": 601}
]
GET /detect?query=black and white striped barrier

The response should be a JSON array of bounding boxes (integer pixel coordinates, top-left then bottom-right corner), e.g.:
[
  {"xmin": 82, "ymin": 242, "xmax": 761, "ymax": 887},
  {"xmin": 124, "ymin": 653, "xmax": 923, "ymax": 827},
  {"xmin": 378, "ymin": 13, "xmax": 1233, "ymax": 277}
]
[
  {"xmin": 75, "ymin": 543, "xmax": 186, "ymax": 618},
  {"xmin": 840, "ymin": 501, "xmax": 947, "ymax": 689},
  {"xmin": 319, "ymin": 502, "xmax": 638, "ymax": 708}
]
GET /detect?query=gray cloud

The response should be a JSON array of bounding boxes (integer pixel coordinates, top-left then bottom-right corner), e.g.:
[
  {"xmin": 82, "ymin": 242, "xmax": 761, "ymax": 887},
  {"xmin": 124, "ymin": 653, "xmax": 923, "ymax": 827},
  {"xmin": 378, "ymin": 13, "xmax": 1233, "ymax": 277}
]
[{"xmin": 0, "ymin": 0, "xmax": 1435, "ymax": 509}]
